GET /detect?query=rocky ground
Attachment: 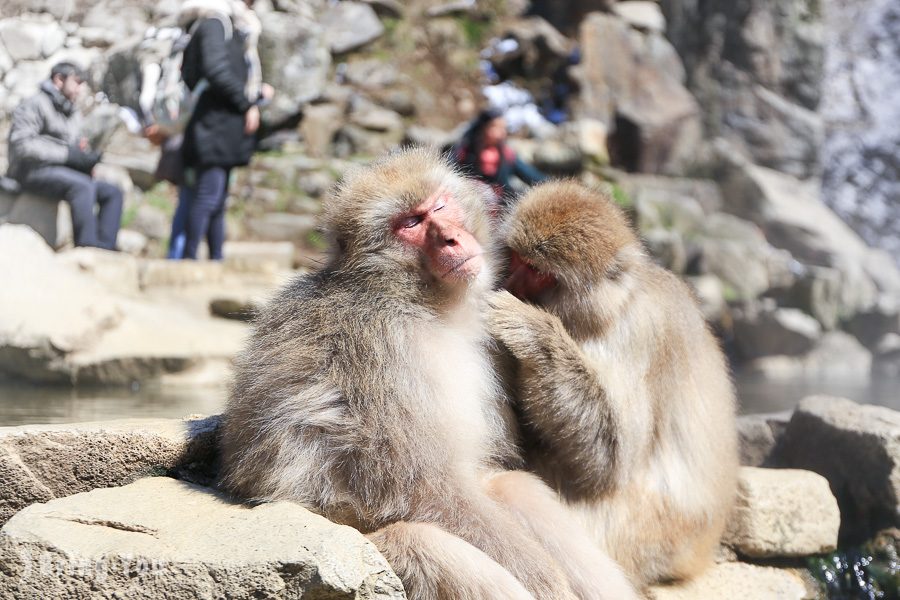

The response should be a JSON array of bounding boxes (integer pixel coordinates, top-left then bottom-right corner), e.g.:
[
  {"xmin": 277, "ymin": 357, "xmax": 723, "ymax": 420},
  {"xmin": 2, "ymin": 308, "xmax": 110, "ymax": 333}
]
[{"xmin": 1, "ymin": 395, "xmax": 899, "ymax": 597}]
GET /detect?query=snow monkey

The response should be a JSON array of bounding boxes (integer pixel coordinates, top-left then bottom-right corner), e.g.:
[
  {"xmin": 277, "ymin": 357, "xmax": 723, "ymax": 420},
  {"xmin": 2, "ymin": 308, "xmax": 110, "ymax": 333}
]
[
  {"xmin": 489, "ymin": 180, "xmax": 738, "ymax": 587},
  {"xmin": 219, "ymin": 149, "xmax": 637, "ymax": 600}
]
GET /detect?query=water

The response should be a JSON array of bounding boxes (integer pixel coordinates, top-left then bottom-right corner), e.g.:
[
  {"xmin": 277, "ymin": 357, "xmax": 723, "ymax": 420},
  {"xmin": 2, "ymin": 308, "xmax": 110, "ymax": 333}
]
[
  {"xmin": 0, "ymin": 371, "xmax": 897, "ymax": 427},
  {"xmin": 0, "ymin": 380, "xmax": 226, "ymax": 427}
]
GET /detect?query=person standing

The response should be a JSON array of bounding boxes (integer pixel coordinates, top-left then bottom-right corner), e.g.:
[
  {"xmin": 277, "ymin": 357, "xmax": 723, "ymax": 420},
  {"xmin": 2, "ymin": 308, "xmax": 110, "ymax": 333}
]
[
  {"xmin": 178, "ymin": 0, "xmax": 271, "ymax": 260},
  {"xmin": 7, "ymin": 62, "xmax": 123, "ymax": 250}
]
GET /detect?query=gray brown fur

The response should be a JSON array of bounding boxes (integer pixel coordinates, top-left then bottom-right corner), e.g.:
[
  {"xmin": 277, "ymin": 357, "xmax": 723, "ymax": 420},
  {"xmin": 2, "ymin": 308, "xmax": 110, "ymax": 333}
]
[
  {"xmin": 219, "ymin": 150, "xmax": 637, "ymax": 600},
  {"xmin": 490, "ymin": 180, "xmax": 739, "ymax": 586}
]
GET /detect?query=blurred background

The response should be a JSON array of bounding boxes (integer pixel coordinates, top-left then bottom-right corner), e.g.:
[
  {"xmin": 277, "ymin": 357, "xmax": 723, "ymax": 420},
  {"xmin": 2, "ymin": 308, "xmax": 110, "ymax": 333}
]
[{"xmin": 0, "ymin": 0, "xmax": 898, "ymax": 425}]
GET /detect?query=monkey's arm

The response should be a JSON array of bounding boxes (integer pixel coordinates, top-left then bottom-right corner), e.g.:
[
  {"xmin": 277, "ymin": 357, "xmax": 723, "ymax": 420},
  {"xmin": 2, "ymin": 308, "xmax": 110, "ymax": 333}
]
[{"xmin": 487, "ymin": 290, "xmax": 620, "ymax": 497}]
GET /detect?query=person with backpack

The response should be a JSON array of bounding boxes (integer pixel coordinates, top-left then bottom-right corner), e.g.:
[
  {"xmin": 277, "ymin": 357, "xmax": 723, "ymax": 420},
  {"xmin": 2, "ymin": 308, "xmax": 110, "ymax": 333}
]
[
  {"xmin": 452, "ymin": 108, "xmax": 546, "ymax": 216},
  {"xmin": 6, "ymin": 62, "xmax": 123, "ymax": 250},
  {"xmin": 176, "ymin": 0, "xmax": 272, "ymax": 260}
]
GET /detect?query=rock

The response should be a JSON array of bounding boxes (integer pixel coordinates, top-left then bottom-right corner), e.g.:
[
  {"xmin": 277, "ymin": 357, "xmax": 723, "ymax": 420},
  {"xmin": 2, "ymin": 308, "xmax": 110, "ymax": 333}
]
[
  {"xmin": 0, "ymin": 416, "xmax": 220, "ymax": 526},
  {"xmin": 81, "ymin": 0, "xmax": 149, "ymax": 40},
  {"xmin": 774, "ymin": 396, "xmax": 900, "ymax": 537},
  {"xmin": 246, "ymin": 213, "xmax": 317, "ymax": 243},
  {"xmin": 344, "ymin": 58, "xmax": 400, "ymax": 90},
  {"xmin": 132, "ymin": 203, "xmax": 171, "ymax": 240},
  {"xmin": 648, "ymin": 562, "xmax": 809, "ymax": 600},
  {"xmin": 821, "ymin": 0, "xmax": 900, "ymax": 268},
  {"xmin": 57, "ymin": 247, "xmax": 141, "ymax": 296},
  {"xmin": 572, "ymin": 13, "xmax": 702, "ymax": 174},
  {"xmin": 661, "ymin": 0, "xmax": 824, "ymax": 178},
  {"xmin": 531, "ymin": 140, "xmax": 583, "ymax": 175},
  {"xmin": 257, "ymin": 7, "xmax": 331, "ymax": 123},
  {"xmin": 742, "ymin": 331, "xmax": 872, "ymax": 382},
  {"xmin": 686, "ymin": 275, "xmax": 726, "ymax": 323},
  {"xmin": 222, "ymin": 241, "xmax": 295, "ymax": 272},
  {"xmin": 0, "ymin": 192, "xmax": 72, "ymax": 249},
  {"xmin": 613, "ymin": 1, "xmax": 666, "ymax": 33},
  {"xmin": 715, "ymin": 141, "xmax": 900, "ymax": 308},
  {"xmin": 138, "ymin": 260, "xmax": 225, "ymax": 289},
  {"xmin": 300, "ymin": 103, "xmax": 345, "ymax": 157},
  {"xmin": 723, "ymin": 467, "xmax": 839, "ymax": 558},
  {"xmin": 845, "ymin": 296, "xmax": 900, "ymax": 349},
  {"xmin": 0, "ymin": 478, "xmax": 405, "ymax": 599},
  {"xmin": 321, "ymin": 1, "xmax": 384, "ymax": 54},
  {"xmin": 360, "ymin": 0, "xmax": 404, "ymax": 19},
  {"xmin": 350, "ymin": 97, "xmax": 404, "ymax": 133},
  {"xmin": 873, "ymin": 333, "xmax": 900, "ymax": 378},
  {"xmin": 780, "ymin": 266, "xmax": 842, "ymax": 330},
  {"xmin": 577, "ymin": 118, "xmax": 609, "ymax": 164},
  {"xmin": 209, "ymin": 295, "xmax": 262, "ymax": 322},
  {"xmin": 404, "ymin": 125, "xmax": 459, "ymax": 149},
  {"xmin": 643, "ymin": 229, "xmax": 686, "ymax": 274},
  {"xmin": 0, "ymin": 14, "xmax": 67, "ymax": 61},
  {"xmin": 489, "ymin": 17, "xmax": 573, "ymax": 81},
  {"xmin": 733, "ymin": 304, "xmax": 822, "ymax": 360},
  {"xmin": 0, "ymin": 225, "xmax": 122, "ymax": 382},
  {"xmin": 737, "ymin": 411, "xmax": 791, "ymax": 467},
  {"xmin": 426, "ymin": 1, "xmax": 478, "ymax": 18},
  {"xmin": 117, "ymin": 228, "xmax": 148, "ymax": 255}
]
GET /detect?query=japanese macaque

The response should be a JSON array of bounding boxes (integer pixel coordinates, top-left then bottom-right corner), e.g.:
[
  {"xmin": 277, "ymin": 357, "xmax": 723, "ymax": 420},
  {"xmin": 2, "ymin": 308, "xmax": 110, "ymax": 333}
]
[
  {"xmin": 219, "ymin": 150, "xmax": 637, "ymax": 600},
  {"xmin": 489, "ymin": 180, "xmax": 739, "ymax": 587}
]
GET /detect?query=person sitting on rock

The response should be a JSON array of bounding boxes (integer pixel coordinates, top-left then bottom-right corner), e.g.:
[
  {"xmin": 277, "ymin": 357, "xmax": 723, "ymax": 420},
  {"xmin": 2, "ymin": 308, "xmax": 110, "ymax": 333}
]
[
  {"xmin": 452, "ymin": 107, "xmax": 546, "ymax": 215},
  {"xmin": 6, "ymin": 62, "xmax": 123, "ymax": 250}
]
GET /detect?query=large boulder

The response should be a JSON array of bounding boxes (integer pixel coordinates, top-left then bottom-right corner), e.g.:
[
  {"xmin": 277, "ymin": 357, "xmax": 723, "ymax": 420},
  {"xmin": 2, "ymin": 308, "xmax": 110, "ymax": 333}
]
[
  {"xmin": 661, "ymin": 0, "xmax": 823, "ymax": 178},
  {"xmin": 320, "ymin": 1, "xmax": 384, "ymax": 55},
  {"xmin": 0, "ymin": 416, "xmax": 219, "ymax": 526},
  {"xmin": 572, "ymin": 12, "xmax": 702, "ymax": 175},
  {"xmin": 774, "ymin": 396, "xmax": 900, "ymax": 538},
  {"xmin": 723, "ymin": 467, "xmax": 840, "ymax": 558},
  {"xmin": 0, "ymin": 477, "xmax": 405, "ymax": 599},
  {"xmin": 0, "ymin": 192, "xmax": 72, "ymax": 249},
  {"xmin": 733, "ymin": 303, "xmax": 822, "ymax": 360},
  {"xmin": 737, "ymin": 412, "xmax": 791, "ymax": 468},
  {"xmin": 257, "ymin": 5, "xmax": 331, "ymax": 124},
  {"xmin": 742, "ymin": 331, "xmax": 872, "ymax": 382},
  {"xmin": 0, "ymin": 13, "xmax": 67, "ymax": 62}
]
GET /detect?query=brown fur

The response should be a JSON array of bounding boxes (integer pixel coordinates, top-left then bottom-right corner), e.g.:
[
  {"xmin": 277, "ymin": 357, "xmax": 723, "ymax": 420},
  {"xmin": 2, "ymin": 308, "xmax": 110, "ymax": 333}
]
[
  {"xmin": 490, "ymin": 180, "xmax": 739, "ymax": 587},
  {"xmin": 219, "ymin": 150, "xmax": 637, "ymax": 600}
]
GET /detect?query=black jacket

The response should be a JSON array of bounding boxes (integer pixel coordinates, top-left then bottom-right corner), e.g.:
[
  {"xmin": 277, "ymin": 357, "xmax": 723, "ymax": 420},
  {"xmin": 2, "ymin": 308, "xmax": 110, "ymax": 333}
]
[{"xmin": 181, "ymin": 17, "xmax": 255, "ymax": 169}]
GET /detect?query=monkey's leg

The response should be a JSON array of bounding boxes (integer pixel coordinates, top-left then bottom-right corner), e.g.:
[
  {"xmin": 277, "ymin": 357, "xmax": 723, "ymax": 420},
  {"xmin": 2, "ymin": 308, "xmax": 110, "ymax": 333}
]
[
  {"xmin": 488, "ymin": 291, "xmax": 625, "ymax": 497},
  {"xmin": 367, "ymin": 521, "xmax": 535, "ymax": 600},
  {"xmin": 485, "ymin": 471, "xmax": 639, "ymax": 600}
]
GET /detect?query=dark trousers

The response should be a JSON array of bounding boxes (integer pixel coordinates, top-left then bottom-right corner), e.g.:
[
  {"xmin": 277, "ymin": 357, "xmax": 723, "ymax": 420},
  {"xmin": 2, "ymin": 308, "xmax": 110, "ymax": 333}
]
[
  {"xmin": 182, "ymin": 166, "xmax": 230, "ymax": 260},
  {"xmin": 21, "ymin": 165, "xmax": 123, "ymax": 250}
]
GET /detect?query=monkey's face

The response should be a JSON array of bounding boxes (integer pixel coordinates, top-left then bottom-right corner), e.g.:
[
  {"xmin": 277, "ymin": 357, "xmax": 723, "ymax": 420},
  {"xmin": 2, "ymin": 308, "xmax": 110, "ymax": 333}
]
[
  {"xmin": 503, "ymin": 180, "xmax": 638, "ymax": 298},
  {"xmin": 393, "ymin": 188, "xmax": 484, "ymax": 284}
]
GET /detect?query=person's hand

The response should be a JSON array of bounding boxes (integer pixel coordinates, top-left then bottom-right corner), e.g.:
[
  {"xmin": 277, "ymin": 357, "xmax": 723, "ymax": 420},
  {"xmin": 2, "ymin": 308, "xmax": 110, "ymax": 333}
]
[
  {"xmin": 144, "ymin": 124, "xmax": 166, "ymax": 146},
  {"xmin": 261, "ymin": 83, "xmax": 274, "ymax": 101},
  {"xmin": 78, "ymin": 137, "xmax": 88, "ymax": 151},
  {"xmin": 66, "ymin": 144, "xmax": 102, "ymax": 173},
  {"xmin": 245, "ymin": 105, "xmax": 260, "ymax": 135}
]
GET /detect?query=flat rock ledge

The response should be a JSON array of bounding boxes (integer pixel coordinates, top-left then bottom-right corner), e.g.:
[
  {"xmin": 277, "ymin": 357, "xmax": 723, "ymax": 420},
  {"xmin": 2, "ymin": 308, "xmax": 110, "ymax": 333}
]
[
  {"xmin": 0, "ymin": 416, "xmax": 220, "ymax": 527},
  {"xmin": 649, "ymin": 562, "xmax": 810, "ymax": 600},
  {"xmin": 0, "ymin": 477, "xmax": 405, "ymax": 600}
]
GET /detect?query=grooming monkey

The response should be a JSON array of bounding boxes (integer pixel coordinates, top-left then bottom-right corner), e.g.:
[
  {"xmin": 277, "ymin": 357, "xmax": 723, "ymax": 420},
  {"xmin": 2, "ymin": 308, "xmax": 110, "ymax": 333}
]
[
  {"xmin": 219, "ymin": 150, "xmax": 637, "ymax": 600},
  {"xmin": 489, "ymin": 180, "xmax": 738, "ymax": 587}
]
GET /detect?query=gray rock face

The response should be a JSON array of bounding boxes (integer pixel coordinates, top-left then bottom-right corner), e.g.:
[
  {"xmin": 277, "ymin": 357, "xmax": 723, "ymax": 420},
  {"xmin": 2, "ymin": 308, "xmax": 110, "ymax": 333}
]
[
  {"xmin": 321, "ymin": 1, "xmax": 385, "ymax": 54},
  {"xmin": 733, "ymin": 305, "xmax": 822, "ymax": 360},
  {"xmin": 572, "ymin": 12, "xmax": 702, "ymax": 174},
  {"xmin": 821, "ymin": 0, "xmax": 900, "ymax": 267},
  {"xmin": 743, "ymin": 331, "xmax": 872, "ymax": 382},
  {"xmin": 723, "ymin": 467, "xmax": 840, "ymax": 558},
  {"xmin": 737, "ymin": 412, "xmax": 791, "ymax": 467},
  {"xmin": 257, "ymin": 6, "xmax": 331, "ymax": 124},
  {"xmin": 0, "ymin": 477, "xmax": 405, "ymax": 600},
  {"xmin": 775, "ymin": 396, "xmax": 900, "ymax": 537},
  {"xmin": 0, "ymin": 192, "xmax": 72, "ymax": 249},
  {"xmin": 0, "ymin": 416, "xmax": 219, "ymax": 527},
  {"xmin": 661, "ymin": 0, "xmax": 824, "ymax": 178}
]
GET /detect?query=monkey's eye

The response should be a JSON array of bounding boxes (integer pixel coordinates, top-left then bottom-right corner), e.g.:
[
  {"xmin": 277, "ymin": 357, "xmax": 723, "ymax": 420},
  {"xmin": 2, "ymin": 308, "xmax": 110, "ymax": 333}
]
[
  {"xmin": 434, "ymin": 203, "xmax": 445, "ymax": 212},
  {"xmin": 400, "ymin": 214, "xmax": 424, "ymax": 229}
]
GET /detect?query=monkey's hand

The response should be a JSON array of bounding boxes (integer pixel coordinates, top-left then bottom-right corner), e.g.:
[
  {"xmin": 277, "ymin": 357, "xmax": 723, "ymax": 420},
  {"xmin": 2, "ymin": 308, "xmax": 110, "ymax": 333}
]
[{"xmin": 487, "ymin": 290, "xmax": 568, "ymax": 365}]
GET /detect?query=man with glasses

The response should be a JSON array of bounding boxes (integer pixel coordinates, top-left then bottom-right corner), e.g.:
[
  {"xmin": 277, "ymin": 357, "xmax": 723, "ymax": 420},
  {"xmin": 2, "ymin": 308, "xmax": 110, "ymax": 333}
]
[{"xmin": 7, "ymin": 62, "xmax": 123, "ymax": 250}]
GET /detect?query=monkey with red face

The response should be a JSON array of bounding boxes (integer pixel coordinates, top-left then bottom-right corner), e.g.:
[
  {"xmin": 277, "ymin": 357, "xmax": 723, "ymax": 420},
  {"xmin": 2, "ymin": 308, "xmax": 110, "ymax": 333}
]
[
  {"xmin": 489, "ymin": 180, "xmax": 738, "ymax": 587},
  {"xmin": 220, "ymin": 150, "xmax": 637, "ymax": 600}
]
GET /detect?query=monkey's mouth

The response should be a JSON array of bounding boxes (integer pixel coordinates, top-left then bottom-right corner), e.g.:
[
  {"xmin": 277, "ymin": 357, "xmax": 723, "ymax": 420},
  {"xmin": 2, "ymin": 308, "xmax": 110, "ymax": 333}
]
[{"xmin": 443, "ymin": 254, "xmax": 483, "ymax": 279}]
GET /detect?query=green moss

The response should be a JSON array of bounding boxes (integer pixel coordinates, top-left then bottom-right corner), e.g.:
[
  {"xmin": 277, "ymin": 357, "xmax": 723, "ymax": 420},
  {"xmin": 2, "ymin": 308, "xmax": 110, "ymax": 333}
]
[
  {"xmin": 720, "ymin": 282, "xmax": 740, "ymax": 303},
  {"xmin": 305, "ymin": 229, "xmax": 328, "ymax": 251},
  {"xmin": 456, "ymin": 15, "xmax": 490, "ymax": 47},
  {"xmin": 610, "ymin": 184, "xmax": 633, "ymax": 209}
]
